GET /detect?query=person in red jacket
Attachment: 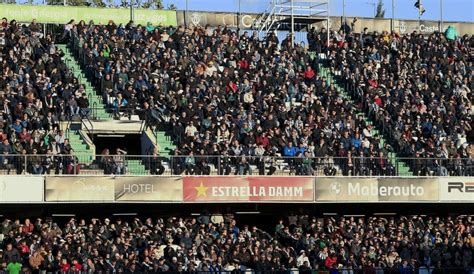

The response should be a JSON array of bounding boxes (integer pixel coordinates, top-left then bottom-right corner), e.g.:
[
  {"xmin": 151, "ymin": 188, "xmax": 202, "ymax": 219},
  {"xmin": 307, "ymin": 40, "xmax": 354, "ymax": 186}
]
[
  {"xmin": 72, "ymin": 259, "xmax": 83, "ymax": 272},
  {"xmin": 60, "ymin": 258, "xmax": 71, "ymax": 272},
  {"xmin": 373, "ymin": 95, "xmax": 382, "ymax": 106},
  {"xmin": 226, "ymin": 80, "xmax": 238, "ymax": 93},
  {"xmin": 21, "ymin": 219, "xmax": 34, "ymax": 235},
  {"xmin": 239, "ymin": 59, "xmax": 249, "ymax": 70},
  {"xmin": 18, "ymin": 128, "xmax": 32, "ymax": 143},
  {"xmin": 18, "ymin": 240, "xmax": 30, "ymax": 257},
  {"xmin": 303, "ymin": 66, "xmax": 316, "ymax": 84},
  {"xmin": 256, "ymin": 133, "xmax": 269, "ymax": 148},
  {"xmin": 324, "ymin": 253, "xmax": 338, "ymax": 269}
]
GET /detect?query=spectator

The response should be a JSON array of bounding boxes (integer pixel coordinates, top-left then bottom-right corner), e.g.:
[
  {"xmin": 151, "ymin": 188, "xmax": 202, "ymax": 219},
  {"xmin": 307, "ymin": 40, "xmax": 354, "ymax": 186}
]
[
  {"xmin": 149, "ymin": 148, "xmax": 165, "ymax": 175},
  {"xmin": 113, "ymin": 148, "xmax": 127, "ymax": 175},
  {"xmin": 76, "ymin": 93, "xmax": 90, "ymax": 118},
  {"xmin": 69, "ymin": 22, "xmax": 425, "ymax": 176},
  {"xmin": 100, "ymin": 148, "xmax": 114, "ymax": 174}
]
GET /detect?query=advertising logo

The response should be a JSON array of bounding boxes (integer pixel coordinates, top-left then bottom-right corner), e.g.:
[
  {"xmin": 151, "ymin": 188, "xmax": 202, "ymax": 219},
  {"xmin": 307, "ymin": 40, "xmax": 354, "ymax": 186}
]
[
  {"xmin": 114, "ymin": 177, "xmax": 182, "ymax": 202},
  {"xmin": 183, "ymin": 177, "xmax": 314, "ymax": 202},
  {"xmin": 330, "ymin": 182, "xmax": 341, "ymax": 195},
  {"xmin": 447, "ymin": 182, "xmax": 474, "ymax": 193},
  {"xmin": 316, "ymin": 178, "xmax": 437, "ymax": 202},
  {"xmin": 439, "ymin": 178, "xmax": 474, "ymax": 202},
  {"xmin": 46, "ymin": 176, "xmax": 114, "ymax": 202},
  {"xmin": 347, "ymin": 182, "xmax": 425, "ymax": 197},
  {"xmin": 73, "ymin": 178, "xmax": 110, "ymax": 193}
]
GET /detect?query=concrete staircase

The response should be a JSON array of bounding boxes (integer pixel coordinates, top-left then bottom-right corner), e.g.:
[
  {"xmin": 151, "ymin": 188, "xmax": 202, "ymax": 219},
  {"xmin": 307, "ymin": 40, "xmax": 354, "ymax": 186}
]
[
  {"xmin": 126, "ymin": 159, "xmax": 148, "ymax": 175},
  {"xmin": 56, "ymin": 44, "xmax": 111, "ymax": 121},
  {"xmin": 57, "ymin": 44, "xmax": 100, "ymax": 166},
  {"xmin": 66, "ymin": 130, "xmax": 94, "ymax": 164},
  {"xmin": 316, "ymin": 59, "xmax": 412, "ymax": 176},
  {"xmin": 59, "ymin": 44, "xmax": 151, "ymax": 174},
  {"xmin": 155, "ymin": 131, "xmax": 177, "ymax": 156}
]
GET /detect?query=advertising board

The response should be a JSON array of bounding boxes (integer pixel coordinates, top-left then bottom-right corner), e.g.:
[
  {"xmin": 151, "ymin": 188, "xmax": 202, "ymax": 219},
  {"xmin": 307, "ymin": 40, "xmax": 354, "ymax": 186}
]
[{"xmin": 183, "ymin": 176, "xmax": 314, "ymax": 202}]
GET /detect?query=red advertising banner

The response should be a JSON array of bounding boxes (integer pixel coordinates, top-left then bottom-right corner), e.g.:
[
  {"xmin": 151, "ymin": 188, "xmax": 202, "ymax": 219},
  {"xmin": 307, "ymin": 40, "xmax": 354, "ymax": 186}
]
[{"xmin": 183, "ymin": 176, "xmax": 314, "ymax": 202}]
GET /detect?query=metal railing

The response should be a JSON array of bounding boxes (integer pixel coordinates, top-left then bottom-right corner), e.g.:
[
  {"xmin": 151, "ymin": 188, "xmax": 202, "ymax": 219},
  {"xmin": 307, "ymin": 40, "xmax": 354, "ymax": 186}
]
[
  {"xmin": 82, "ymin": 112, "xmax": 94, "ymax": 142},
  {"xmin": 0, "ymin": 154, "xmax": 472, "ymax": 177}
]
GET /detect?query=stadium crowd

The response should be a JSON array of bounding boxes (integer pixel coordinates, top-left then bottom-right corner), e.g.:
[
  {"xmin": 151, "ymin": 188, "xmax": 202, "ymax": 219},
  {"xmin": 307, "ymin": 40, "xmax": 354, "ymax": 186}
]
[
  {"xmin": 322, "ymin": 27, "xmax": 473, "ymax": 176},
  {"xmin": 67, "ymin": 20, "xmax": 472, "ymax": 176},
  {"xmin": 0, "ymin": 18, "xmax": 85, "ymax": 174},
  {"xmin": 68, "ymin": 20, "xmax": 402, "ymax": 176},
  {"xmin": 0, "ymin": 214, "xmax": 472, "ymax": 273},
  {"xmin": 0, "ymin": 17, "xmax": 472, "ymax": 176}
]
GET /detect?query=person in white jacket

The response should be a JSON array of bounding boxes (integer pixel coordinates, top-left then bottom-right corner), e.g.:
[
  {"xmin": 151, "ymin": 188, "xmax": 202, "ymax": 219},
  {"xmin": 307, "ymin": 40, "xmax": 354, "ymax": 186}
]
[{"xmin": 296, "ymin": 250, "xmax": 310, "ymax": 267}]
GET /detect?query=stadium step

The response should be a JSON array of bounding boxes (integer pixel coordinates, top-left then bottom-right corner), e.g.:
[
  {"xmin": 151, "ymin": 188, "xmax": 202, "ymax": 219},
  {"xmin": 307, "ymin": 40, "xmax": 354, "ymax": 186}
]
[
  {"xmin": 316, "ymin": 62, "xmax": 413, "ymax": 176},
  {"xmin": 57, "ymin": 44, "xmax": 112, "ymax": 121},
  {"xmin": 65, "ymin": 129, "xmax": 95, "ymax": 164},
  {"xmin": 126, "ymin": 159, "xmax": 148, "ymax": 175},
  {"xmin": 155, "ymin": 131, "xmax": 177, "ymax": 156}
]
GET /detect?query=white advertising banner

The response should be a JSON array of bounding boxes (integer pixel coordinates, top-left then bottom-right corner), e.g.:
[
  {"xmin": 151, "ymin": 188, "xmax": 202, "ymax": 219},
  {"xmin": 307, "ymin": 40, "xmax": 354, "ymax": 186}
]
[
  {"xmin": 439, "ymin": 177, "xmax": 474, "ymax": 202},
  {"xmin": 0, "ymin": 176, "xmax": 44, "ymax": 202},
  {"xmin": 315, "ymin": 178, "xmax": 438, "ymax": 202}
]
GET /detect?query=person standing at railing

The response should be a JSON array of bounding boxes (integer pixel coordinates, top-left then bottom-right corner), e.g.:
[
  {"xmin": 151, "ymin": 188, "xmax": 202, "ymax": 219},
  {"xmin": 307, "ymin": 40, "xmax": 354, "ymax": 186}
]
[
  {"xmin": 113, "ymin": 148, "xmax": 127, "ymax": 175},
  {"xmin": 237, "ymin": 156, "xmax": 252, "ymax": 175},
  {"xmin": 60, "ymin": 139, "xmax": 72, "ymax": 155},
  {"xmin": 43, "ymin": 149, "xmax": 61, "ymax": 175},
  {"xmin": 0, "ymin": 139, "xmax": 13, "ymax": 171},
  {"xmin": 28, "ymin": 149, "xmax": 42, "ymax": 175},
  {"xmin": 254, "ymin": 143, "xmax": 266, "ymax": 175},
  {"xmin": 341, "ymin": 151, "xmax": 355, "ymax": 176},
  {"xmin": 283, "ymin": 141, "xmax": 297, "ymax": 172},
  {"xmin": 184, "ymin": 152, "xmax": 196, "ymax": 175},
  {"xmin": 355, "ymin": 150, "xmax": 368, "ymax": 176},
  {"xmin": 433, "ymin": 160, "xmax": 448, "ymax": 176},
  {"xmin": 13, "ymin": 149, "xmax": 27, "ymax": 175},
  {"xmin": 301, "ymin": 151, "xmax": 314, "ymax": 176},
  {"xmin": 453, "ymin": 154, "xmax": 465, "ymax": 176},
  {"xmin": 100, "ymin": 149, "xmax": 114, "ymax": 175},
  {"xmin": 195, "ymin": 149, "xmax": 211, "ymax": 175},
  {"xmin": 219, "ymin": 151, "xmax": 232, "ymax": 176},
  {"xmin": 170, "ymin": 150, "xmax": 183, "ymax": 175},
  {"xmin": 264, "ymin": 155, "xmax": 277, "ymax": 176},
  {"xmin": 149, "ymin": 150, "xmax": 165, "ymax": 175}
]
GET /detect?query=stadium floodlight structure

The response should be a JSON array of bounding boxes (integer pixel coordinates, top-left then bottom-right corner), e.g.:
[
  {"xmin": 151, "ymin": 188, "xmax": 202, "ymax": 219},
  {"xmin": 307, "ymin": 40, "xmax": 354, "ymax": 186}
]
[{"xmin": 257, "ymin": 0, "xmax": 330, "ymax": 47}]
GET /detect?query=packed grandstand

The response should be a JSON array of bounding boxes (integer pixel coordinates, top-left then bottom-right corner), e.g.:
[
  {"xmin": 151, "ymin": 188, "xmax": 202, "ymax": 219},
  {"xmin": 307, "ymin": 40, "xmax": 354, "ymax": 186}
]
[
  {"xmin": 0, "ymin": 2, "xmax": 473, "ymax": 273},
  {"xmin": 0, "ymin": 214, "xmax": 472, "ymax": 273},
  {"xmin": 0, "ymin": 17, "xmax": 472, "ymax": 177}
]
